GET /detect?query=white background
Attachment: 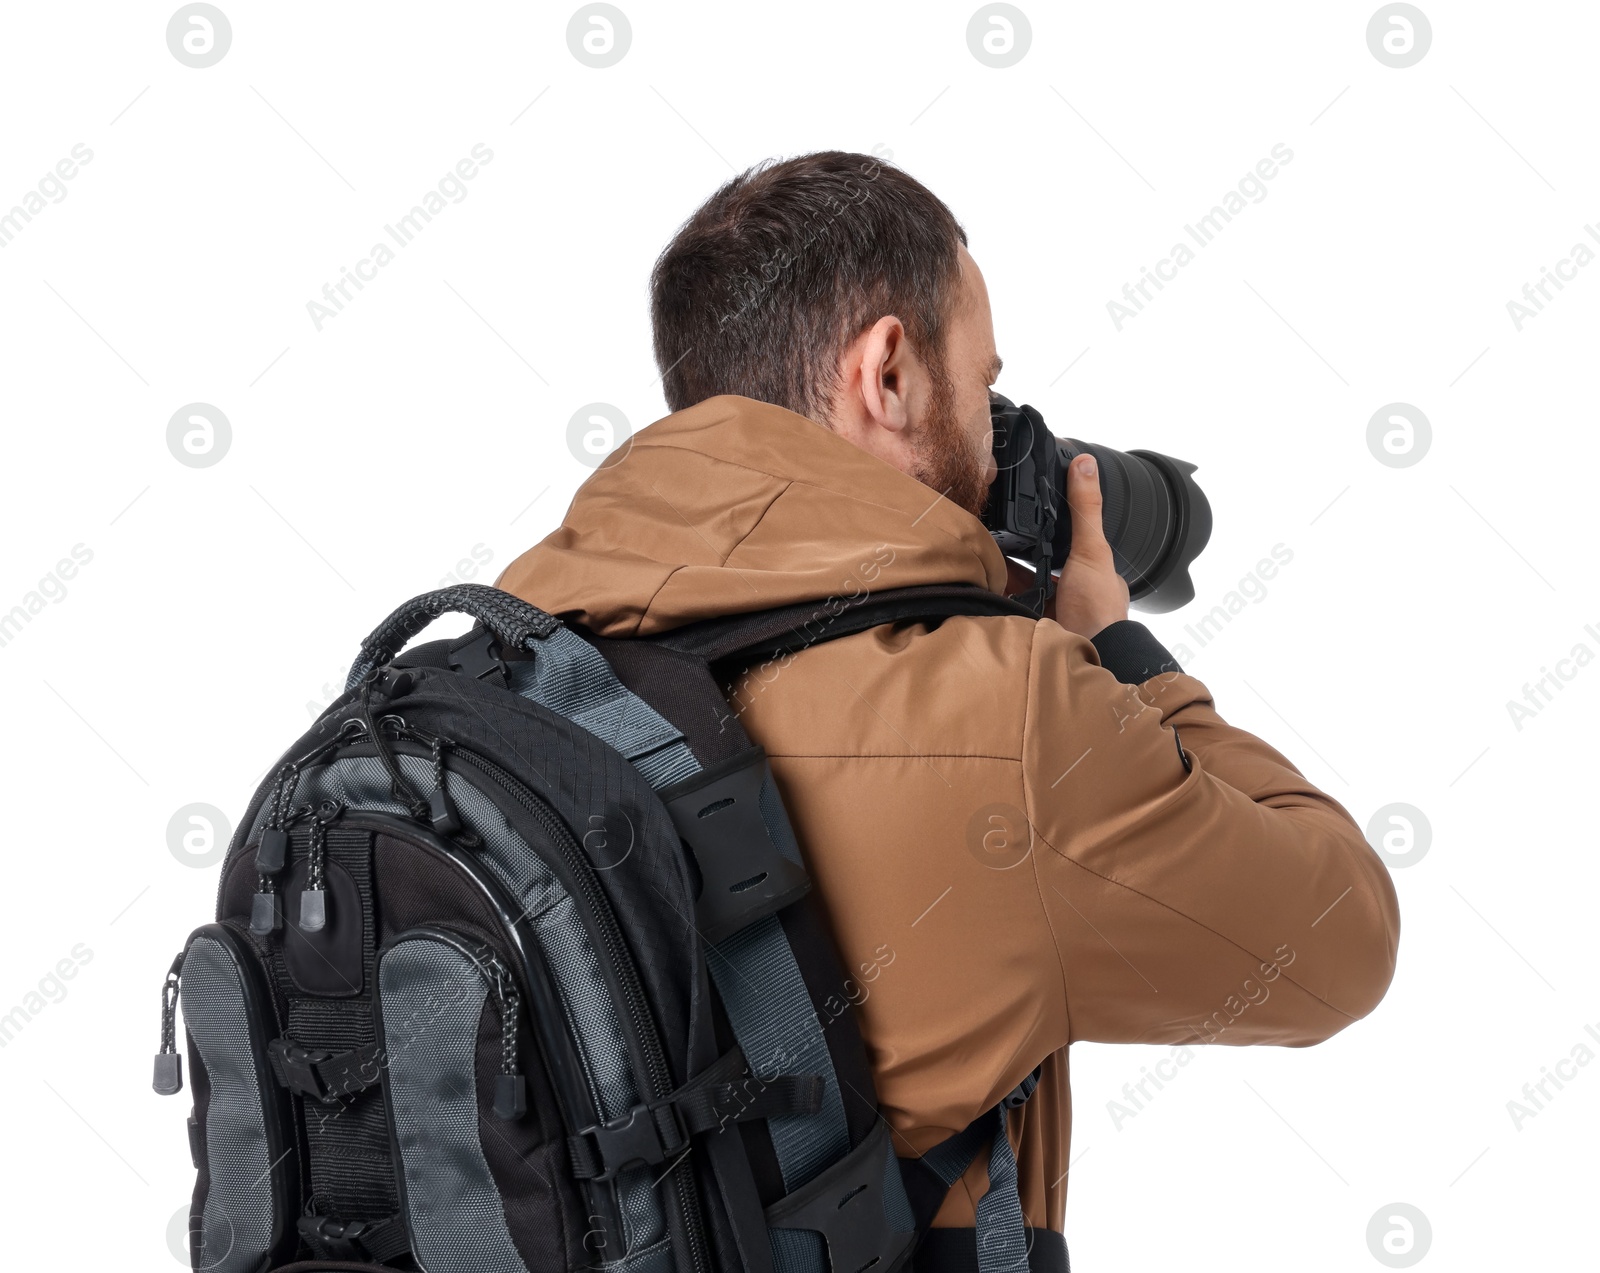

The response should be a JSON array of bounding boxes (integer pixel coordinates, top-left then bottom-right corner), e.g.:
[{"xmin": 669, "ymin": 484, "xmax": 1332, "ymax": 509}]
[{"xmin": 1, "ymin": 2, "xmax": 1595, "ymax": 1269}]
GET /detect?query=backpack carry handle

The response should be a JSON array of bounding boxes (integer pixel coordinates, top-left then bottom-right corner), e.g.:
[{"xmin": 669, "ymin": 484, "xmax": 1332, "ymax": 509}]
[{"xmin": 346, "ymin": 584, "xmax": 561, "ymax": 690}]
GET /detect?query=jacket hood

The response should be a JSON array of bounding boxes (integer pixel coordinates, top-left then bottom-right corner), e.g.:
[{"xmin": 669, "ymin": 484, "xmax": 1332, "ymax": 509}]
[{"xmin": 497, "ymin": 395, "xmax": 1009, "ymax": 637}]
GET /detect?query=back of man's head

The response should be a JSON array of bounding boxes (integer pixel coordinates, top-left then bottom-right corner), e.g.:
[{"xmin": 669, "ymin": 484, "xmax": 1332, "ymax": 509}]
[{"xmin": 649, "ymin": 151, "xmax": 968, "ymax": 424}]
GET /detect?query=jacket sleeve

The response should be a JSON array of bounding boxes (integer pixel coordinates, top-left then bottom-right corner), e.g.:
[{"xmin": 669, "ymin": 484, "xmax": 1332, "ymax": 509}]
[{"xmin": 1021, "ymin": 618, "xmax": 1400, "ymax": 1047}]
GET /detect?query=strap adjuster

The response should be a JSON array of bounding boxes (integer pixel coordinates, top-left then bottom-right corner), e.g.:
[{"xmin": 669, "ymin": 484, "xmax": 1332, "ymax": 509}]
[
  {"xmin": 268, "ymin": 1039, "xmax": 333, "ymax": 1102},
  {"xmin": 267, "ymin": 1037, "xmax": 384, "ymax": 1103},
  {"xmin": 568, "ymin": 1047, "xmax": 826, "ymax": 1182},
  {"xmin": 1002, "ymin": 1063, "xmax": 1043, "ymax": 1110},
  {"xmin": 297, "ymin": 1214, "xmax": 396, "ymax": 1262},
  {"xmin": 574, "ymin": 1098, "xmax": 689, "ymax": 1182}
]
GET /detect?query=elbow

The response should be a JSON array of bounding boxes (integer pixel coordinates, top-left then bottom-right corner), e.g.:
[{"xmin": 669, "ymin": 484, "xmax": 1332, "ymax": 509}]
[
  {"xmin": 1348, "ymin": 883, "xmax": 1401, "ymax": 1024},
  {"xmin": 1308, "ymin": 833, "xmax": 1403, "ymax": 1036},
  {"xmin": 1263, "ymin": 822, "xmax": 1403, "ymax": 1048}
]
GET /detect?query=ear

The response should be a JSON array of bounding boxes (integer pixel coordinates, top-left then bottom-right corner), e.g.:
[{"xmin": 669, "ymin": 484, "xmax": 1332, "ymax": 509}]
[{"xmin": 852, "ymin": 315, "xmax": 914, "ymax": 434}]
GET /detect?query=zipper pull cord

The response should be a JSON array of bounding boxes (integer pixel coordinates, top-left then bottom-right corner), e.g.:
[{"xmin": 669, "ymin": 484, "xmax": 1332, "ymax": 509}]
[
  {"xmin": 250, "ymin": 766, "xmax": 300, "ymax": 936},
  {"xmin": 495, "ymin": 961, "xmax": 521, "ymax": 1077},
  {"xmin": 298, "ymin": 801, "xmax": 339, "ymax": 934},
  {"xmin": 255, "ymin": 761, "xmax": 300, "ymax": 886},
  {"xmin": 427, "ymin": 736, "xmax": 463, "ymax": 836},
  {"xmin": 153, "ymin": 952, "xmax": 184, "ymax": 1095},
  {"xmin": 487, "ymin": 954, "xmax": 527, "ymax": 1120}
]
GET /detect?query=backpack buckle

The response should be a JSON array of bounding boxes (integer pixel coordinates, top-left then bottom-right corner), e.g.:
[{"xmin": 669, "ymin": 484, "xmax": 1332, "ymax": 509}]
[
  {"xmin": 267, "ymin": 1038, "xmax": 333, "ymax": 1102},
  {"xmin": 1002, "ymin": 1064, "xmax": 1043, "ymax": 1110},
  {"xmin": 573, "ymin": 1098, "xmax": 689, "ymax": 1181},
  {"xmin": 449, "ymin": 627, "xmax": 509, "ymax": 687},
  {"xmin": 297, "ymin": 1214, "xmax": 400, "ymax": 1262}
]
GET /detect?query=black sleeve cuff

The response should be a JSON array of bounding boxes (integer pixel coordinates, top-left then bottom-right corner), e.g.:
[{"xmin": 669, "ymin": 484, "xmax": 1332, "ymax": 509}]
[{"xmin": 1088, "ymin": 619, "xmax": 1183, "ymax": 684}]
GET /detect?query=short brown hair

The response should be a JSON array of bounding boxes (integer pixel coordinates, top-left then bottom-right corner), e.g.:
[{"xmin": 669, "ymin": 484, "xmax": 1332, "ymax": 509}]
[{"xmin": 649, "ymin": 151, "xmax": 968, "ymax": 421}]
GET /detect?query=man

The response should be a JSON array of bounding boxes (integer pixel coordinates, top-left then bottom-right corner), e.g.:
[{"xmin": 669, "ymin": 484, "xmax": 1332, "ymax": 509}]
[{"xmin": 498, "ymin": 151, "xmax": 1399, "ymax": 1262}]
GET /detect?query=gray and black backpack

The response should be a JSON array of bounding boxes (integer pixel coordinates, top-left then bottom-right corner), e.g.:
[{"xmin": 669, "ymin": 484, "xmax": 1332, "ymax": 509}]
[{"xmin": 154, "ymin": 582, "xmax": 1063, "ymax": 1273}]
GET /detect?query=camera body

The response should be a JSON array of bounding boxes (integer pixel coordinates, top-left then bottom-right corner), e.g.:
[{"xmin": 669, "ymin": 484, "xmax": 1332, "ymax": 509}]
[{"xmin": 981, "ymin": 394, "xmax": 1212, "ymax": 614}]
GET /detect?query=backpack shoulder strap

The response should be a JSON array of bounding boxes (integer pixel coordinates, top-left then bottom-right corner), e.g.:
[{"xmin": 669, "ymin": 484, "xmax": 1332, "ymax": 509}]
[{"xmin": 645, "ymin": 583, "xmax": 1038, "ymax": 667}]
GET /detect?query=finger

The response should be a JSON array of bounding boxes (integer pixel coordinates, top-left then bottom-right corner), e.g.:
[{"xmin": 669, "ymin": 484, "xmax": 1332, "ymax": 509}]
[{"xmin": 1064, "ymin": 455, "xmax": 1113, "ymax": 562}]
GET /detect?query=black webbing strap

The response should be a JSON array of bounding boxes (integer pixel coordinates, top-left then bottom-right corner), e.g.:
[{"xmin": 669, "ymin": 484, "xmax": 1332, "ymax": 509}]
[
  {"xmin": 267, "ymin": 827, "xmax": 398, "ymax": 1223},
  {"xmin": 568, "ymin": 1046, "xmax": 824, "ymax": 1181},
  {"xmin": 267, "ymin": 1038, "xmax": 384, "ymax": 1103},
  {"xmin": 646, "ymin": 583, "xmax": 1037, "ymax": 668}
]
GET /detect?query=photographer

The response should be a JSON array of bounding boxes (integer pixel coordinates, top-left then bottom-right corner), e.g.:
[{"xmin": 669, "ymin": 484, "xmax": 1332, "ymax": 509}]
[{"xmin": 498, "ymin": 151, "xmax": 1399, "ymax": 1268}]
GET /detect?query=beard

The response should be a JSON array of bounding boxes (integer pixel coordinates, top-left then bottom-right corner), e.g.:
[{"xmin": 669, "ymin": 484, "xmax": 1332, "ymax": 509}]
[{"xmin": 907, "ymin": 364, "xmax": 991, "ymax": 518}]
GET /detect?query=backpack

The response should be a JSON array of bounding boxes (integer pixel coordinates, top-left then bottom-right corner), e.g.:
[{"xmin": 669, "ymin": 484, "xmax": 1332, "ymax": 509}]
[{"xmin": 153, "ymin": 581, "xmax": 1062, "ymax": 1273}]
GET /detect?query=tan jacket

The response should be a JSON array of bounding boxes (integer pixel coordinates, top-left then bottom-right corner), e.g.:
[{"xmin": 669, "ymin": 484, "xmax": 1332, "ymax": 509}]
[{"xmin": 497, "ymin": 394, "xmax": 1400, "ymax": 1235}]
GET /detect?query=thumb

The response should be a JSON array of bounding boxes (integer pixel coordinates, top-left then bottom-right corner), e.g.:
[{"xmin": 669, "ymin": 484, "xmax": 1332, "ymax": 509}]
[{"xmin": 1065, "ymin": 454, "xmax": 1112, "ymax": 563}]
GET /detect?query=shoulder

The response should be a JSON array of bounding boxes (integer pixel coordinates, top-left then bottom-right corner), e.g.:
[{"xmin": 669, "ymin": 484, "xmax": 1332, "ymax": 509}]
[{"xmin": 727, "ymin": 612, "xmax": 1057, "ymax": 763}]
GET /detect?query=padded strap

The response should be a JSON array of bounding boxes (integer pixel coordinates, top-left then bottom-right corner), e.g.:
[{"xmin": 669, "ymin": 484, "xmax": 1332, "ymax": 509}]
[
  {"xmin": 508, "ymin": 623, "xmax": 834, "ymax": 1273},
  {"xmin": 528, "ymin": 619, "xmax": 865, "ymax": 1273},
  {"xmin": 522, "ymin": 583, "xmax": 1037, "ymax": 1273},
  {"xmin": 645, "ymin": 584, "xmax": 1037, "ymax": 666},
  {"xmin": 660, "ymin": 748, "xmax": 813, "ymax": 943},
  {"xmin": 506, "ymin": 623, "xmax": 701, "ymax": 788}
]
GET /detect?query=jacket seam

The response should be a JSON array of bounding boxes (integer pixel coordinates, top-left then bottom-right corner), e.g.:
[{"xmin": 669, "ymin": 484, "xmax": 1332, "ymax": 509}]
[
  {"xmin": 629, "ymin": 438, "xmax": 997, "ymax": 581},
  {"xmin": 628, "ymin": 565, "xmax": 687, "ymax": 638},
  {"xmin": 634, "ymin": 480, "xmax": 794, "ymax": 633},
  {"xmin": 1018, "ymin": 621, "xmax": 1080, "ymax": 1043},
  {"xmin": 1017, "ymin": 627, "xmax": 1362, "ymax": 1033},
  {"xmin": 723, "ymin": 478, "xmax": 795, "ymax": 565},
  {"xmin": 761, "ymin": 752, "xmax": 1024, "ymax": 762},
  {"xmin": 1041, "ymin": 835, "xmax": 1361, "ymax": 1027}
]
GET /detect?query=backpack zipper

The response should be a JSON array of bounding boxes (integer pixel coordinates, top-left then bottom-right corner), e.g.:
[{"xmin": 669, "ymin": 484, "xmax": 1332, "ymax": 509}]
[
  {"xmin": 210, "ymin": 707, "xmax": 710, "ymax": 1273},
  {"xmin": 403, "ymin": 928, "xmax": 530, "ymax": 1121},
  {"xmin": 395, "ymin": 726, "xmax": 710, "ymax": 1273}
]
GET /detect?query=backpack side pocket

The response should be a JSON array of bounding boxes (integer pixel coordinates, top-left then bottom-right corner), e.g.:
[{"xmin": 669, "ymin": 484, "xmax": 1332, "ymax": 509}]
[
  {"xmin": 181, "ymin": 923, "xmax": 300, "ymax": 1272},
  {"xmin": 378, "ymin": 925, "xmax": 579, "ymax": 1273}
]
